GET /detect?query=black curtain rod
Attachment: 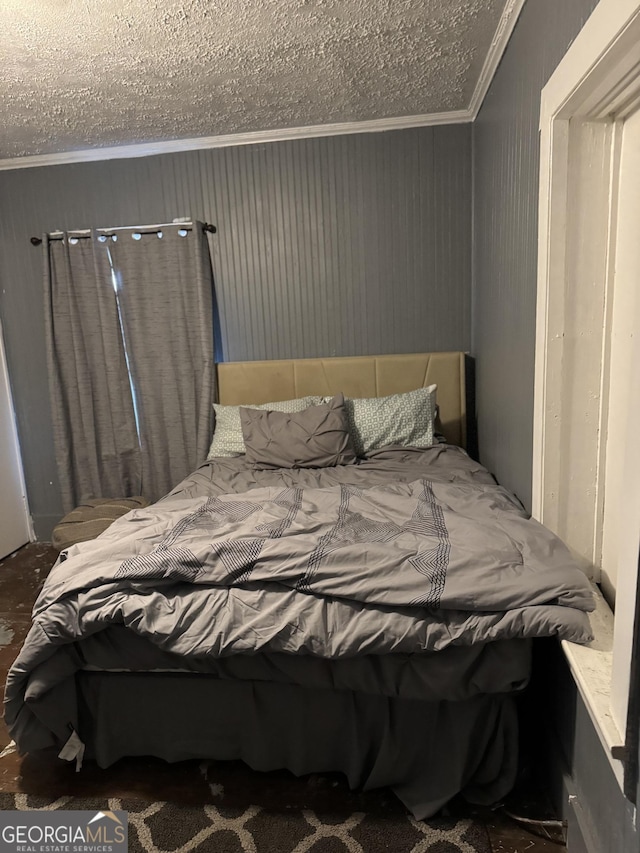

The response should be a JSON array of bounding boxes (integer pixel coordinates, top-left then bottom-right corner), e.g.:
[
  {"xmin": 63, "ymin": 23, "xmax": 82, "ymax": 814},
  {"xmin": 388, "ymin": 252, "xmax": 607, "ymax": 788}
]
[{"xmin": 31, "ymin": 222, "xmax": 216, "ymax": 246}]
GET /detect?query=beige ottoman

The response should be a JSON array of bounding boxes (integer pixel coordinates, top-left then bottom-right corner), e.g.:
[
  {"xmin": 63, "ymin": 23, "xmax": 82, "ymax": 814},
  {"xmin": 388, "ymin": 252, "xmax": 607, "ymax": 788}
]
[{"xmin": 51, "ymin": 497, "xmax": 150, "ymax": 550}]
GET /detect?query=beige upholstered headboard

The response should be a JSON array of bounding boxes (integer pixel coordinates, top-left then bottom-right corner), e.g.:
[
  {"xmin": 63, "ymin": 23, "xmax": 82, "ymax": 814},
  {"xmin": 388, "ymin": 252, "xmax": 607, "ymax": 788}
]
[{"xmin": 217, "ymin": 352, "xmax": 467, "ymax": 448}]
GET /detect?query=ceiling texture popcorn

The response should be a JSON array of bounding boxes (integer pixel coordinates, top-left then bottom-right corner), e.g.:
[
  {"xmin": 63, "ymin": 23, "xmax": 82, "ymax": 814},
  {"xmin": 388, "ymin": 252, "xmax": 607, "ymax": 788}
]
[{"xmin": 0, "ymin": 0, "xmax": 517, "ymax": 163}]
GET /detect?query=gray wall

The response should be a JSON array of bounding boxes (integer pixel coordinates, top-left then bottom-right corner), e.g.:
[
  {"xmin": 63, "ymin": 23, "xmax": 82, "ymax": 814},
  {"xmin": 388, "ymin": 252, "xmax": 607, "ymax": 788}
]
[
  {"xmin": 472, "ymin": 0, "xmax": 598, "ymax": 510},
  {"xmin": 545, "ymin": 643, "xmax": 638, "ymax": 853},
  {"xmin": 472, "ymin": 2, "xmax": 639, "ymax": 852},
  {"xmin": 0, "ymin": 125, "xmax": 471, "ymax": 537}
]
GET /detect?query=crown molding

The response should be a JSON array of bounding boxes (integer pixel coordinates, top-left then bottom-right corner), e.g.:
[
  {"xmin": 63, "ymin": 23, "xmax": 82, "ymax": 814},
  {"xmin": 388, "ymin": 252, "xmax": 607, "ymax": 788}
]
[
  {"xmin": 0, "ymin": 110, "xmax": 473, "ymax": 171},
  {"xmin": 468, "ymin": 0, "xmax": 527, "ymax": 119}
]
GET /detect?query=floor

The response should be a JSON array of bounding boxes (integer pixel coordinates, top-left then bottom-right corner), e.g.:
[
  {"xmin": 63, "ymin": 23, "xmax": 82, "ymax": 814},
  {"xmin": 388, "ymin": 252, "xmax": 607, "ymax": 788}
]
[{"xmin": 0, "ymin": 543, "xmax": 566, "ymax": 853}]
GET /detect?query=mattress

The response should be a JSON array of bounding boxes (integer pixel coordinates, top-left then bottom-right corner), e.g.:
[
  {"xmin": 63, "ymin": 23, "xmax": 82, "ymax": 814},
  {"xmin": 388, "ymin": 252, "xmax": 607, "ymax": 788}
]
[{"xmin": 4, "ymin": 442, "xmax": 594, "ymax": 818}]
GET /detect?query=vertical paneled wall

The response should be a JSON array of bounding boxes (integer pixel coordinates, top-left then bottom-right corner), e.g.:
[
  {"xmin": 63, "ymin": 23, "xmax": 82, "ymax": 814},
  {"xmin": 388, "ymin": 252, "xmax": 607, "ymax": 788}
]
[
  {"xmin": 0, "ymin": 125, "xmax": 471, "ymax": 537},
  {"xmin": 472, "ymin": 0, "xmax": 598, "ymax": 510}
]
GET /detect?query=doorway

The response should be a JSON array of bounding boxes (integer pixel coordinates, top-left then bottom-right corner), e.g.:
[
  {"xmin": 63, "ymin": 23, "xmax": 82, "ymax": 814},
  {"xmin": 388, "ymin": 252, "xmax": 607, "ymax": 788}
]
[{"xmin": 533, "ymin": 0, "xmax": 640, "ymax": 779}]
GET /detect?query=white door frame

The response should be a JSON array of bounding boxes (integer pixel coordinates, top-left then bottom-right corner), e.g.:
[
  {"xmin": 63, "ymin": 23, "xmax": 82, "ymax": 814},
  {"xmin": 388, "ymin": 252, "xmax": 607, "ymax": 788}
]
[
  {"xmin": 533, "ymin": 0, "xmax": 640, "ymax": 777},
  {"xmin": 0, "ymin": 319, "xmax": 32, "ymax": 557}
]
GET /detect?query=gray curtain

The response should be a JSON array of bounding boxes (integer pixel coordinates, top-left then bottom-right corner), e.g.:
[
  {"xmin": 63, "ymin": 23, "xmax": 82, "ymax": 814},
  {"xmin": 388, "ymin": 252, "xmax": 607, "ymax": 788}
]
[
  {"xmin": 44, "ymin": 234, "xmax": 141, "ymax": 513},
  {"xmin": 44, "ymin": 223, "xmax": 216, "ymax": 511},
  {"xmin": 106, "ymin": 223, "xmax": 215, "ymax": 502}
]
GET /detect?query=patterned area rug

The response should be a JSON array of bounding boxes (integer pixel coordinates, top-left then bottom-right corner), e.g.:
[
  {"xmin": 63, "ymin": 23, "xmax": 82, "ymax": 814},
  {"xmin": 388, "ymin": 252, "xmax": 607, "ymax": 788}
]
[{"xmin": 0, "ymin": 793, "xmax": 491, "ymax": 853}]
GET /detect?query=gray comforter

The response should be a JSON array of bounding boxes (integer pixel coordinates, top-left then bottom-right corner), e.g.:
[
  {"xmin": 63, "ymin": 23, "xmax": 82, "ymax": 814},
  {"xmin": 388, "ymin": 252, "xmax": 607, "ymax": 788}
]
[{"xmin": 4, "ymin": 444, "xmax": 593, "ymax": 752}]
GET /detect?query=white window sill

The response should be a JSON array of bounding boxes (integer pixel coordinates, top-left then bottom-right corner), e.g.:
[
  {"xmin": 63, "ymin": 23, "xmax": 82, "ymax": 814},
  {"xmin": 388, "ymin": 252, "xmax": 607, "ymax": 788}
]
[{"xmin": 561, "ymin": 583, "xmax": 625, "ymax": 790}]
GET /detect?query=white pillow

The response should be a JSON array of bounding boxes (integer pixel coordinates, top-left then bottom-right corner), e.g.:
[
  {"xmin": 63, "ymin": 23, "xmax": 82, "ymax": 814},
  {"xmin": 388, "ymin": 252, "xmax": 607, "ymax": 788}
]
[
  {"xmin": 207, "ymin": 396, "xmax": 323, "ymax": 458},
  {"xmin": 343, "ymin": 385, "xmax": 437, "ymax": 456}
]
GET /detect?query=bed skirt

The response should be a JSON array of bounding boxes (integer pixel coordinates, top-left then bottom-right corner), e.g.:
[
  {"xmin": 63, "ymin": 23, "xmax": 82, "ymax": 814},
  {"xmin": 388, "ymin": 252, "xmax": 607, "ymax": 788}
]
[{"xmin": 76, "ymin": 672, "xmax": 519, "ymax": 819}]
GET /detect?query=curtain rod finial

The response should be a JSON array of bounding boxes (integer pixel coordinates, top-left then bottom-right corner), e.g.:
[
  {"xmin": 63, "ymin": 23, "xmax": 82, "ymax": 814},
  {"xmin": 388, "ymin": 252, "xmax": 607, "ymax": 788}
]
[
  {"xmin": 31, "ymin": 236, "xmax": 43, "ymax": 246},
  {"xmin": 203, "ymin": 223, "xmax": 217, "ymax": 234}
]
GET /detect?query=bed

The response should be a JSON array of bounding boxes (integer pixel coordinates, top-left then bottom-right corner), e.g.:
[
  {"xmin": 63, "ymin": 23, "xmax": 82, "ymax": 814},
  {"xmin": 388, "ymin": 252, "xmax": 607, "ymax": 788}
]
[{"xmin": 3, "ymin": 352, "xmax": 594, "ymax": 819}]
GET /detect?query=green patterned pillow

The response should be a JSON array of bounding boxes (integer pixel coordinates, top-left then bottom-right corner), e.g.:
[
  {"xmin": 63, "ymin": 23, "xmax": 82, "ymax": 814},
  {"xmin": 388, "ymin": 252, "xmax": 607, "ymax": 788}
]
[
  {"xmin": 342, "ymin": 385, "xmax": 437, "ymax": 456},
  {"xmin": 207, "ymin": 396, "xmax": 323, "ymax": 458}
]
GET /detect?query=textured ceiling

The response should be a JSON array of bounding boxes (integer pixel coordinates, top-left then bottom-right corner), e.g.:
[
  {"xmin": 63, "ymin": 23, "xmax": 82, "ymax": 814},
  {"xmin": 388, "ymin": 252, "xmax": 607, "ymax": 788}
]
[{"xmin": 0, "ymin": 0, "xmax": 510, "ymax": 162}]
